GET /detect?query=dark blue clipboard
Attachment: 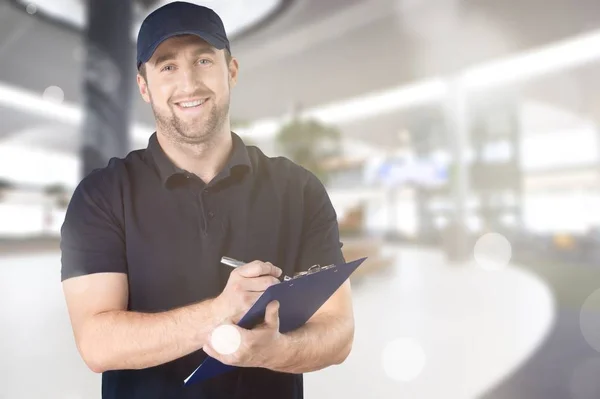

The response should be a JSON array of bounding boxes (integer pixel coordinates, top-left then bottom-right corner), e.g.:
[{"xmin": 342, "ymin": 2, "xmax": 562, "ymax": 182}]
[{"xmin": 183, "ymin": 257, "xmax": 367, "ymax": 386}]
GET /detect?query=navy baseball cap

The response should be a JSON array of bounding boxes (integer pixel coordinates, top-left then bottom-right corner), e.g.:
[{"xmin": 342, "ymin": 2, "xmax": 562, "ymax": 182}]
[{"xmin": 136, "ymin": 1, "xmax": 230, "ymax": 69}]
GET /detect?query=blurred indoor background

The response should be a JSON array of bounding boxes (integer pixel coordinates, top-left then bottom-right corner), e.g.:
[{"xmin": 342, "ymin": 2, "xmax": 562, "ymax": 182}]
[{"xmin": 2, "ymin": 0, "xmax": 600, "ymax": 398}]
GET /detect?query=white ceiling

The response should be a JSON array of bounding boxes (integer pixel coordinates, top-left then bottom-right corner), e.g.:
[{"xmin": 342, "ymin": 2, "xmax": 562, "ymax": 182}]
[{"xmin": 14, "ymin": 0, "xmax": 283, "ymax": 41}]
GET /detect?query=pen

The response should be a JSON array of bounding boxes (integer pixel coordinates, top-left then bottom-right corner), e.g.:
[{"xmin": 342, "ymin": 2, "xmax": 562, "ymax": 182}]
[
  {"xmin": 220, "ymin": 256, "xmax": 246, "ymax": 268},
  {"xmin": 220, "ymin": 256, "xmax": 292, "ymax": 281}
]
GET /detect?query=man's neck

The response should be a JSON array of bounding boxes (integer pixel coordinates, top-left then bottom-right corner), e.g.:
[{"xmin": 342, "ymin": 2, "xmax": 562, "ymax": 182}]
[{"xmin": 156, "ymin": 129, "xmax": 233, "ymax": 184}]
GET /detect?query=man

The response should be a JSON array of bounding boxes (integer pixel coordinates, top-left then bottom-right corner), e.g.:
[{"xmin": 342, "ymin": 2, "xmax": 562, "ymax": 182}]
[{"xmin": 60, "ymin": 2, "xmax": 354, "ymax": 398}]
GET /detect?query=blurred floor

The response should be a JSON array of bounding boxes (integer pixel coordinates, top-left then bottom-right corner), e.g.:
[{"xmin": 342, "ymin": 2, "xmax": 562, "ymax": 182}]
[
  {"xmin": 481, "ymin": 254, "xmax": 600, "ymax": 399},
  {"xmin": 305, "ymin": 246, "xmax": 554, "ymax": 399},
  {"xmin": 0, "ymin": 250, "xmax": 101, "ymax": 399},
  {"xmin": 0, "ymin": 245, "xmax": 572, "ymax": 399}
]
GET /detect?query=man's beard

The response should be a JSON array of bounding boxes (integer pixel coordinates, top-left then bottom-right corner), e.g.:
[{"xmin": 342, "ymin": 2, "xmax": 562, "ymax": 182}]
[{"xmin": 149, "ymin": 91, "xmax": 230, "ymax": 145}]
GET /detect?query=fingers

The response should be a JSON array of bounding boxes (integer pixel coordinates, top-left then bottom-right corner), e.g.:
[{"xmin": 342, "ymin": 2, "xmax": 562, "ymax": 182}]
[
  {"xmin": 240, "ymin": 275, "xmax": 281, "ymax": 292},
  {"xmin": 220, "ymin": 261, "xmax": 282, "ymax": 324},
  {"xmin": 264, "ymin": 300, "xmax": 280, "ymax": 329},
  {"xmin": 240, "ymin": 291, "xmax": 262, "ymax": 309},
  {"xmin": 236, "ymin": 261, "xmax": 282, "ymax": 279}
]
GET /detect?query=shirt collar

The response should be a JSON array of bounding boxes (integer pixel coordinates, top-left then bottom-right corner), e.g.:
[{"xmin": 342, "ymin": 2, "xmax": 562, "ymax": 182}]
[{"xmin": 147, "ymin": 131, "xmax": 252, "ymax": 187}]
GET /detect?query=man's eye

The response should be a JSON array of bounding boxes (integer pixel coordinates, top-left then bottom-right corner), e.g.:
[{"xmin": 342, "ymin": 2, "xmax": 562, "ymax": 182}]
[
  {"xmin": 161, "ymin": 65, "xmax": 175, "ymax": 72},
  {"xmin": 198, "ymin": 59, "xmax": 213, "ymax": 65}
]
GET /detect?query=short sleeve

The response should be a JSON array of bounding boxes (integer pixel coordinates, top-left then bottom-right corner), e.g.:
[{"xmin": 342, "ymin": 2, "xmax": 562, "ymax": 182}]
[
  {"xmin": 60, "ymin": 170, "xmax": 127, "ymax": 282},
  {"xmin": 295, "ymin": 172, "xmax": 345, "ymax": 273}
]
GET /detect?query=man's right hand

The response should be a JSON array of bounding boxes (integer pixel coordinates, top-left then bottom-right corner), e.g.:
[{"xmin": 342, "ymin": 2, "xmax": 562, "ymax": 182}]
[{"xmin": 212, "ymin": 260, "xmax": 283, "ymax": 324}]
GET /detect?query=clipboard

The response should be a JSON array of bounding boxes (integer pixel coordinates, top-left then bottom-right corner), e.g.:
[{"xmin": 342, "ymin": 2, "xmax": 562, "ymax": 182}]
[{"xmin": 183, "ymin": 257, "xmax": 367, "ymax": 386}]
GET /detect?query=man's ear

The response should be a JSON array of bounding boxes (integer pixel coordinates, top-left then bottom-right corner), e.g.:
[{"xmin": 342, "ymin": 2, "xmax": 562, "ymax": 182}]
[
  {"xmin": 228, "ymin": 57, "xmax": 239, "ymax": 89},
  {"xmin": 137, "ymin": 71, "xmax": 151, "ymax": 103}
]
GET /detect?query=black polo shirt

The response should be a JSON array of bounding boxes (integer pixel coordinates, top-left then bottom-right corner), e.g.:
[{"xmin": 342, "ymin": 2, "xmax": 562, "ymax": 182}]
[{"xmin": 60, "ymin": 131, "xmax": 345, "ymax": 399}]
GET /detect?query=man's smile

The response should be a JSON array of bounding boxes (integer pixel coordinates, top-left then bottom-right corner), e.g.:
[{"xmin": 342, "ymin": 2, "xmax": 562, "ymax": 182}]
[{"xmin": 174, "ymin": 98, "xmax": 209, "ymax": 112}]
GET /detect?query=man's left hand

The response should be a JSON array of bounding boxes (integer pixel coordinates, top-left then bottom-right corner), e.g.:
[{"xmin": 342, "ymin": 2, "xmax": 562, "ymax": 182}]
[{"xmin": 202, "ymin": 300, "xmax": 285, "ymax": 369}]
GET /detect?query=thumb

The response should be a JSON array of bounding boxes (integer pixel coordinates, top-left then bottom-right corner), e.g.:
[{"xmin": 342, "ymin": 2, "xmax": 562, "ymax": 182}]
[{"xmin": 265, "ymin": 300, "xmax": 280, "ymax": 329}]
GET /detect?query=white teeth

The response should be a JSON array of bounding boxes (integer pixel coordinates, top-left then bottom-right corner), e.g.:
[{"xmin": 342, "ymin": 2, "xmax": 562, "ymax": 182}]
[{"xmin": 179, "ymin": 99, "xmax": 206, "ymax": 108}]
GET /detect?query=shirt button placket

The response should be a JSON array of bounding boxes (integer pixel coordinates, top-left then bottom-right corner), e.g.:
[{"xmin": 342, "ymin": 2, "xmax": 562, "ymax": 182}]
[
  {"xmin": 205, "ymin": 189, "xmax": 215, "ymax": 219},
  {"xmin": 200, "ymin": 187, "xmax": 213, "ymax": 234},
  {"xmin": 197, "ymin": 187, "xmax": 207, "ymax": 235}
]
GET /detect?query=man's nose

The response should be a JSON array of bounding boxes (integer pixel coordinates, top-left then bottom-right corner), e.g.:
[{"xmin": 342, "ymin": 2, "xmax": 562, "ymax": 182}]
[{"xmin": 179, "ymin": 66, "xmax": 200, "ymax": 93}]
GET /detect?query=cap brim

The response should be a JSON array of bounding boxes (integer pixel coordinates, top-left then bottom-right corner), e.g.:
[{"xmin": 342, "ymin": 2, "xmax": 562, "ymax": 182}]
[{"xmin": 138, "ymin": 30, "xmax": 228, "ymax": 68}]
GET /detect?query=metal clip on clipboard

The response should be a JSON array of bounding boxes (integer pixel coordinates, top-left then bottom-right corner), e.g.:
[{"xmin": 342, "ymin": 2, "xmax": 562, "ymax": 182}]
[
  {"xmin": 220, "ymin": 256, "xmax": 336, "ymax": 282},
  {"xmin": 283, "ymin": 263, "xmax": 337, "ymax": 281}
]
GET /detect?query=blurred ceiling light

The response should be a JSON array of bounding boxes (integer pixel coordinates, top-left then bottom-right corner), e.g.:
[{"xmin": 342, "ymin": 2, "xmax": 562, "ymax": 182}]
[
  {"xmin": 0, "ymin": 82, "xmax": 80, "ymax": 124},
  {"xmin": 261, "ymin": 25, "xmax": 600, "ymax": 130},
  {"xmin": 0, "ymin": 82, "xmax": 153, "ymax": 145},
  {"xmin": 304, "ymin": 79, "xmax": 449, "ymax": 125},
  {"xmin": 238, "ymin": 79, "xmax": 448, "ymax": 139},
  {"xmin": 462, "ymin": 29, "xmax": 600, "ymax": 90},
  {"xmin": 233, "ymin": 118, "xmax": 281, "ymax": 139}
]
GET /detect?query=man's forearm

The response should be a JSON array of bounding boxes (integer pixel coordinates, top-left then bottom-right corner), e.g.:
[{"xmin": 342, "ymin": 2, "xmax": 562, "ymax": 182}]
[
  {"xmin": 270, "ymin": 313, "xmax": 354, "ymax": 374},
  {"xmin": 80, "ymin": 299, "xmax": 224, "ymax": 373}
]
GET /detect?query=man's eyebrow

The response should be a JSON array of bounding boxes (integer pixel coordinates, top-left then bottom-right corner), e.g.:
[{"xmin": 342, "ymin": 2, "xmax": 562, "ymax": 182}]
[{"xmin": 152, "ymin": 47, "xmax": 217, "ymax": 66}]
